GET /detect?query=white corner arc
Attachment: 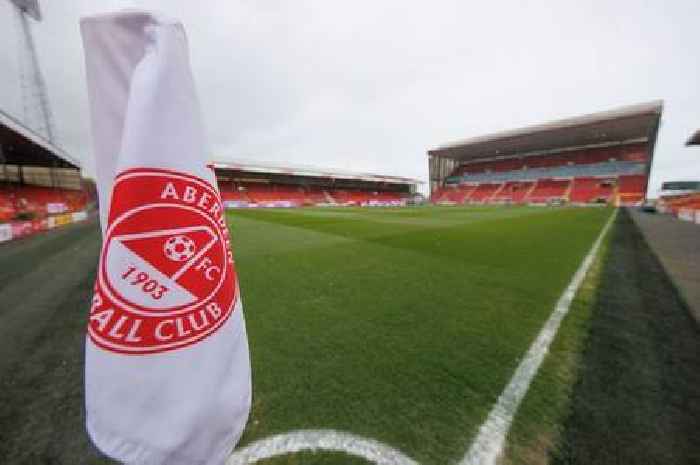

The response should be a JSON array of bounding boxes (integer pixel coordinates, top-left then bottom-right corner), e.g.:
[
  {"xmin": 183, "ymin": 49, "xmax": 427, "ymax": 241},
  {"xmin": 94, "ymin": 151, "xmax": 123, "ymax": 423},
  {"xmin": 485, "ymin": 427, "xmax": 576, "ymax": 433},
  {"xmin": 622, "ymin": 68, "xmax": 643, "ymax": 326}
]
[{"xmin": 226, "ymin": 430, "xmax": 419, "ymax": 465}]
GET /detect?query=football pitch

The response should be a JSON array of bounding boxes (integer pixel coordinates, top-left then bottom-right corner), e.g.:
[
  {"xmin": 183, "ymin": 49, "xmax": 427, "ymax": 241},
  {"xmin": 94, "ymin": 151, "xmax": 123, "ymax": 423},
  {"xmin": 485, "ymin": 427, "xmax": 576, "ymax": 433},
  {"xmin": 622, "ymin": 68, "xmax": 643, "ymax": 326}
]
[
  {"xmin": 1, "ymin": 205, "xmax": 698, "ymax": 465},
  {"xmin": 229, "ymin": 205, "xmax": 611, "ymax": 465}
]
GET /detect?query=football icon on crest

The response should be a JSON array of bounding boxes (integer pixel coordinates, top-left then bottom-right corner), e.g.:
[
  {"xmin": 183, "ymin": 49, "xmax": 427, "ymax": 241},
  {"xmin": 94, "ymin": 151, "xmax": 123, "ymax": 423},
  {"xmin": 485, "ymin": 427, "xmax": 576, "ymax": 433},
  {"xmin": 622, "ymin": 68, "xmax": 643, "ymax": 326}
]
[
  {"xmin": 88, "ymin": 168, "xmax": 238, "ymax": 355},
  {"xmin": 164, "ymin": 235, "xmax": 196, "ymax": 262}
]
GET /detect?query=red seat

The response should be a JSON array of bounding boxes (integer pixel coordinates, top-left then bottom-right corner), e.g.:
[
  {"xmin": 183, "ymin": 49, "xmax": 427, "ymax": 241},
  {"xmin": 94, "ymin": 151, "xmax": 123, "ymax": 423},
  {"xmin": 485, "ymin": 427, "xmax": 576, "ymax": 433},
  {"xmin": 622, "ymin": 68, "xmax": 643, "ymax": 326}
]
[
  {"xmin": 526, "ymin": 179, "xmax": 570, "ymax": 203},
  {"xmin": 569, "ymin": 177, "xmax": 615, "ymax": 203}
]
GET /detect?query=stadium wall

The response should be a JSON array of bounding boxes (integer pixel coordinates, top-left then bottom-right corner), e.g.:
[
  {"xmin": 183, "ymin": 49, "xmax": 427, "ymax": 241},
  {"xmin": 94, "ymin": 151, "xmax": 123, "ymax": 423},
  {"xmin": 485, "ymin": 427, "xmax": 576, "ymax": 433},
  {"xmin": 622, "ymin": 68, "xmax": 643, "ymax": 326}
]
[{"xmin": 0, "ymin": 210, "xmax": 88, "ymax": 243}]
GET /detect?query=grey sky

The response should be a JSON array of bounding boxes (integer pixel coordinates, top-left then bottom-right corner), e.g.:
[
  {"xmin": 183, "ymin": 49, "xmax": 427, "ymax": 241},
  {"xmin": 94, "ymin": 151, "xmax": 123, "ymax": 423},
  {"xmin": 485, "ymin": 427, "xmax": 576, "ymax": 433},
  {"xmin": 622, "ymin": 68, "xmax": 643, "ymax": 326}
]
[{"xmin": 1, "ymin": 0, "xmax": 698, "ymax": 195}]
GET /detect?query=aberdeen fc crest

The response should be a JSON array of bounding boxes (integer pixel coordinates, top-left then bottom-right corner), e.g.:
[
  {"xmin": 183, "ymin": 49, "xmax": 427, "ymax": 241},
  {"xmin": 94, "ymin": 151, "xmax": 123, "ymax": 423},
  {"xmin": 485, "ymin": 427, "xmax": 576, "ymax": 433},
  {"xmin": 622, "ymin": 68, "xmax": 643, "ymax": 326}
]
[{"xmin": 89, "ymin": 168, "xmax": 237, "ymax": 354}]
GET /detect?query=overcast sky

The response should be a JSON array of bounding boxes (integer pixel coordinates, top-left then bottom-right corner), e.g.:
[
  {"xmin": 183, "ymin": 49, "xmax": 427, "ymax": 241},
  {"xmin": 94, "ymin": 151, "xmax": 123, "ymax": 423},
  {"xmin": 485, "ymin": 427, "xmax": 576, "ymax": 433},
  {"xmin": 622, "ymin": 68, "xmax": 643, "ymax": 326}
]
[{"xmin": 1, "ymin": 0, "xmax": 698, "ymax": 195}]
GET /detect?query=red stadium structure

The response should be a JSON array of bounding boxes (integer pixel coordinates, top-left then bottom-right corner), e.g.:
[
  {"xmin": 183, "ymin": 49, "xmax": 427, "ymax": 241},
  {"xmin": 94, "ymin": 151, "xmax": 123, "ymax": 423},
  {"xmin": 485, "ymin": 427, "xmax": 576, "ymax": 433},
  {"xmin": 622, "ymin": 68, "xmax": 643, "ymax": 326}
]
[
  {"xmin": 0, "ymin": 109, "xmax": 88, "ymax": 242},
  {"xmin": 656, "ymin": 181, "xmax": 700, "ymax": 221},
  {"xmin": 211, "ymin": 160, "xmax": 422, "ymax": 209},
  {"xmin": 654, "ymin": 130, "xmax": 700, "ymax": 223},
  {"xmin": 428, "ymin": 101, "xmax": 662, "ymax": 207}
]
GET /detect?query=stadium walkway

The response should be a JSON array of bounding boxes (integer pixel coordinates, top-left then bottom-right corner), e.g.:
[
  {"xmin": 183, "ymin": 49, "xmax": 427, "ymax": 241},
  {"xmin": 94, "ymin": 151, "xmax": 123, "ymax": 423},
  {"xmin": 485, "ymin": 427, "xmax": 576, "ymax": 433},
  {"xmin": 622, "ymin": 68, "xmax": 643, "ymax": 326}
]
[
  {"xmin": 629, "ymin": 209, "xmax": 700, "ymax": 323},
  {"xmin": 553, "ymin": 209, "xmax": 700, "ymax": 465}
]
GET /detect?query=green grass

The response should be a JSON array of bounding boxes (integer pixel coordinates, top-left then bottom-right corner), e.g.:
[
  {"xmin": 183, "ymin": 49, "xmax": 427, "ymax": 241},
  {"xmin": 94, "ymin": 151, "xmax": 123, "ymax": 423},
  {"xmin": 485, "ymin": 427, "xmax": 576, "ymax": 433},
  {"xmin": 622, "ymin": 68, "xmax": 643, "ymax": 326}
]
[
  {"xmin": 230, "ymin": 205, "xmax": 613, "ymax": 465},
  {"xmin": 502, "ymin": 209, "xmax": 700, "ymax": 465},
  {"xmin": 1, "ymin": 205, "xmax": 695, "ymax": 465},
  {"xmin": 501, "ymin": 215, "xmax": 612, "ymax": 465},
  {"xmin": 7, "ymin": 205, "xmax": 661, "ymax": 465}
]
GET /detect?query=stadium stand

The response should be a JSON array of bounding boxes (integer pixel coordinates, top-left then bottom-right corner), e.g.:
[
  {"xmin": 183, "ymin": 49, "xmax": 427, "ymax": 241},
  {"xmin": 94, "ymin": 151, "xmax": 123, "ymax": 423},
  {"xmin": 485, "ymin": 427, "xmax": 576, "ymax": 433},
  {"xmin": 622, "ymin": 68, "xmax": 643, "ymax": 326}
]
[
  {"xmin": 1, "ymin": 110, "xmax": 89, "ymax": 242},
  {"xmin": 429, "ymin": 101, "xmax": 662, "ymax": 207},
  {"xmin": 0, "ymin": 184, "xmax": 87, "ymax": 219},
  {"xmin": 655, "ymin": 133, "xmax": 700, "ymax": 223},
  {"xmin": 656, "ymin": 181, "xmax": 700, "ymax": 223},
  {"xmin": 212, "ymin": 160, "xmax": 420, "ymax": 208}
]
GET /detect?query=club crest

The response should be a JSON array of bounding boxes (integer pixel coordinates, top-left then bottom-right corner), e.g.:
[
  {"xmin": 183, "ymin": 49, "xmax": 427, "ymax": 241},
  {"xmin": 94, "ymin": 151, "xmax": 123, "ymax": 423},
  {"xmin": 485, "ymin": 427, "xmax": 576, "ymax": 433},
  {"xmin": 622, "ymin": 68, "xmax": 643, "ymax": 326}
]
[{"xmin": 89, "ymin": 168, "xmax": 237, "ymax": 354}]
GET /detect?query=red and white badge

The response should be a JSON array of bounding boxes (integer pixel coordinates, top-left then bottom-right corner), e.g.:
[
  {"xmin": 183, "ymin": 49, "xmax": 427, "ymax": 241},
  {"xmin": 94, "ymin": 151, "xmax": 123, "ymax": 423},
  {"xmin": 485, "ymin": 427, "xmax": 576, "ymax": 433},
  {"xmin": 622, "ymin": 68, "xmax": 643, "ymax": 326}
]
[{"xmin": 89, "ymin": 168, "xmax": 237, "ymax": 354}]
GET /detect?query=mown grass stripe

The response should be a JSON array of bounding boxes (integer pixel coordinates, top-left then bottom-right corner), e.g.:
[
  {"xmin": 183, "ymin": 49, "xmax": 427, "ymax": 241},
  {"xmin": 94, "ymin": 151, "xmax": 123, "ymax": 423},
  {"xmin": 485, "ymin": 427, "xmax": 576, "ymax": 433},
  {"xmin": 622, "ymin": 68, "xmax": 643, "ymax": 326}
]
[{"xmin": 460, "ymin": 210, "xmax": 616, "ymax": 465}]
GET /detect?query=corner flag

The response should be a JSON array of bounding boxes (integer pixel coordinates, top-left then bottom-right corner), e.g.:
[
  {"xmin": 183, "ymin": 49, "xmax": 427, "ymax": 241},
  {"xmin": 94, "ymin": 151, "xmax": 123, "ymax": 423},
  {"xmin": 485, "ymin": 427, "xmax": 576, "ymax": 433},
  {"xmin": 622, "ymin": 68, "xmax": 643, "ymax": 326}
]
[{"xmin": 81, "ymin": 11, "xmax": 251, "ymax": 465}]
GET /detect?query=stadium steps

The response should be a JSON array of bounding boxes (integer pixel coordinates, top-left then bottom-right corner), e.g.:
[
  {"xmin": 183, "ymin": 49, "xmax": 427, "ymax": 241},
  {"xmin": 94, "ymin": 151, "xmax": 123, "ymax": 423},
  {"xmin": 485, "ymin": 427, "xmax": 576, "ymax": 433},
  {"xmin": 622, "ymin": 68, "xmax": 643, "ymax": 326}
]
[
  {"xmin": 322, "ymin": 190, "xmax": 335, "ymax": 203},
  {"xmin": 461, "ymin": 185, "xmax": 478, "ymax": 202},
  {"xmin": 563, "ymin": 180, "xmax": 574, "ymax": 201},
  {"xmin": 487, "ymin": 182, "xmax": 507, "ymax": 203},
  {"xmin": 523, "ymin": 181, "xmax": 538, "ymax": 202}
]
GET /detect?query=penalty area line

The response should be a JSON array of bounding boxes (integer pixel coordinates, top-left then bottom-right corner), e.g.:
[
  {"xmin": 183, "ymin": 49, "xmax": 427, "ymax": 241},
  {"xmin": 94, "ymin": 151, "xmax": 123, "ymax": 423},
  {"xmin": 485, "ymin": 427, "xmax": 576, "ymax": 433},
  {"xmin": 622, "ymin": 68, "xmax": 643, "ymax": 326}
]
[{"xmin": 460, "ymin": 209, "xmax": 617, "ymax": 465}]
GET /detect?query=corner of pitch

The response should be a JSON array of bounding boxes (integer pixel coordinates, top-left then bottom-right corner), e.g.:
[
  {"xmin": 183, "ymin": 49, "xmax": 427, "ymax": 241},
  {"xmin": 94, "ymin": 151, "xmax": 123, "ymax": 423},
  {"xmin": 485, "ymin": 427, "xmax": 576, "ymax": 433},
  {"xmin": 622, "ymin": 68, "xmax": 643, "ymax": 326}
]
[{"xmin": 88, "ymin": 168, "xmax": 237, "ymax": 354}]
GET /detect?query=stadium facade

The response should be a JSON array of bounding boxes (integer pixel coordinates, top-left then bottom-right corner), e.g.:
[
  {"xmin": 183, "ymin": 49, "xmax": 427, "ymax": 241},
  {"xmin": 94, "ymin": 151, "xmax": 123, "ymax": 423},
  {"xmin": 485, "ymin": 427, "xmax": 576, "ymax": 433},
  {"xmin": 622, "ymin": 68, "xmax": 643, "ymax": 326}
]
[
  {"xmin": 0, "ymin": 109, "xmax": 87, "ymax": 242},
  {"xmin": 651, "ymin": 129, "xmax": 700, "ymax": 222},
  {"xmin": 656, "ymin": 182, "xmax": 700, "ymax": 223},
  {"xmin": 211, "ymin": 160, "xmax": 422, "ymax": 208},
  {"xmin": 428, "ymin": 101, "xmax": 663, "ymax": 207}
]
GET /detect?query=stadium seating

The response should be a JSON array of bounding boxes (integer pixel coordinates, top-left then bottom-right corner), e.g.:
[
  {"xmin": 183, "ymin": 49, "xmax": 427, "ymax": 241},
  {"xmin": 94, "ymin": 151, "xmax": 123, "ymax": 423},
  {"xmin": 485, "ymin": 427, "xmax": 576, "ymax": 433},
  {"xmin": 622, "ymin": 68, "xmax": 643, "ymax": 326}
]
[
  {"xmin": 468, "ymin": 183, "xmax": 502, "ymax": 202},
  {"xmin": 432, "ymin": 185, "xmax": 476, "ymax": 204},
  {"xmin": 660, "ymin": 193, "xmax": 700, "ymax": 214},
  {"xmin": 0, "ymin": 185, "xmax": 87, "ymax": 222},
  {"xmin": 220, "ymin": 188, "xmax": 250, "ymax": 202},
  {"xmin": 0, "ymin": 193, "xmax": 15, "ymax": 222},
  {"xmin": 456, "ymin": 160, "xmax": 645, "ymax": 184},
  {"xmin": 236, "ymin": 183, "xmax": 305, "ymax": 204},
  {"xmin": 330, "ymin": 190, "xmax": 406, "ymax": 205},
  {"xmin": 436, "ymin": 140, "xmax": 650, "ymax": 206},
  {"xmin": 431, "ymin": 187, "xmax": 451, "ymax": 203},
  {"xmin": 438, "ymin": 173, "xmax": 648, "ymax": 206},
  {"xmin": 616, "ymin": 175, "xmax": 647, "ymax": 205},
  {"xmin": 455, "ymin": 143, "xmax": 648, "ymax": 176},
  {"xmin": 569, "ymin": 177, "xmax": 615, "ymax": 203},
  {"xmin": 331, "ymin": 189, "xmax": 369, "ymax": 204},
  {"xmin": 219, "ymin": 181, "xmax": 408, "ymax": 207},
  {"xmin": 491, "ymin": 181, "xmax": 535, "ymax": 203},
  {"xmin": 526, "ymin": 179, "xmax": 570, "ymax": 203},
  {"xmin": 305, "ymin": 187, "xmax": 331, "ymax": 204}
]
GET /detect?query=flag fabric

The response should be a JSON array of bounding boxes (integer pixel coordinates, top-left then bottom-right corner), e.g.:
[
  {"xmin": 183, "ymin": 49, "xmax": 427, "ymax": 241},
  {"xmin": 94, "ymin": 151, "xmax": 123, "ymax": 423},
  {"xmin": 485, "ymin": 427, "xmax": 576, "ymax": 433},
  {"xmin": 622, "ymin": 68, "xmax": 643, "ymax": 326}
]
[{"xmin": 81, "ymin": 11, "xmax": 251, "ymax": 465}]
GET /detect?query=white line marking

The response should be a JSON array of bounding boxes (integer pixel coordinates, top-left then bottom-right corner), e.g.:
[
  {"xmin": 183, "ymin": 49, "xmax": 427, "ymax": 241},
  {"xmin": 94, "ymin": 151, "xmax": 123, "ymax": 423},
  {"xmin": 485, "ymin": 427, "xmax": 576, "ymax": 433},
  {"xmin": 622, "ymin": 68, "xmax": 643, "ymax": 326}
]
[
  {"xmin": 226, "ymin": 430, "xmax": 419, "ymax": 465},
  {"xmin": 460, "ymin": 210, "xmax": 617, "ymax": 465}
]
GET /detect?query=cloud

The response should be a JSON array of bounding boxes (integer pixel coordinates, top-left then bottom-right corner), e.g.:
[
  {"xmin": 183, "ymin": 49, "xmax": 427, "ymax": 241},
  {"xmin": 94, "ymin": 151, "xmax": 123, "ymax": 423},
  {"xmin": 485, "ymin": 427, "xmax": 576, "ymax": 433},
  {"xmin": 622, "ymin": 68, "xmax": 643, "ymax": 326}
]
[{"xmin": 1, "ymin": 0, "xmax": 699, "ymax": 195}]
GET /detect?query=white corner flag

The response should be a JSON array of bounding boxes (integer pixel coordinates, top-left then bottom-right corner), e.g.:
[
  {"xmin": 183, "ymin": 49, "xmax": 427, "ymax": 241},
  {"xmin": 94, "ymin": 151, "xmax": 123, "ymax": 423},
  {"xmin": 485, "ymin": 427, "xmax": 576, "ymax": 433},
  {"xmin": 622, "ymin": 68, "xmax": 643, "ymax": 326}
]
[{"xmin": 81, "ymin": 11, "xmax": 251, "ymax": 465}]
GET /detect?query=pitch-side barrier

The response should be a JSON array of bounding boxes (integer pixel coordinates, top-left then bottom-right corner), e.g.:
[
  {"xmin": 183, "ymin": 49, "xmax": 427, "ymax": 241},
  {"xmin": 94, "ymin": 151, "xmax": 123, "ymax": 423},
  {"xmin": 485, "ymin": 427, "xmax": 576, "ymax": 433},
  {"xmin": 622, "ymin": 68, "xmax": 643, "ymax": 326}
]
[{"xmin": 0, "ymin": 210, "xmax": 89, "ymax": 243}]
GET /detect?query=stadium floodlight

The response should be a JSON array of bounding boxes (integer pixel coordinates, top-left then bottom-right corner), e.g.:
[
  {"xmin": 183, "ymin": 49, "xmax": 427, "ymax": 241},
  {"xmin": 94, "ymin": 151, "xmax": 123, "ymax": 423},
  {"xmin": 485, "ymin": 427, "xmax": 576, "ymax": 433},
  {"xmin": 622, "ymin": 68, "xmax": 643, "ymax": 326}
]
[
  {"xmin": 10, "ymin": 0, "xmax": 41, "ymax": 21},
  {"xmin": 9, "ymin": 0, "xmax": 55, "ymax": 143}
]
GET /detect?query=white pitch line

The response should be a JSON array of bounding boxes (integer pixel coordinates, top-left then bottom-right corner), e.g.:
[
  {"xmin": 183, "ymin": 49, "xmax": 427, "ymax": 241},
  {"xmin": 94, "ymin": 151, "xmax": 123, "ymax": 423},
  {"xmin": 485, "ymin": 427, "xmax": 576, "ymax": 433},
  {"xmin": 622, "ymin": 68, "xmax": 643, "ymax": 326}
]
[
  {"xmin": 460, "ymin": 210, "xmax": 617, "ymax": 465},
  {"xmin": 226, "ymin": 430, "xmax": 419, "ymax": 465}
]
